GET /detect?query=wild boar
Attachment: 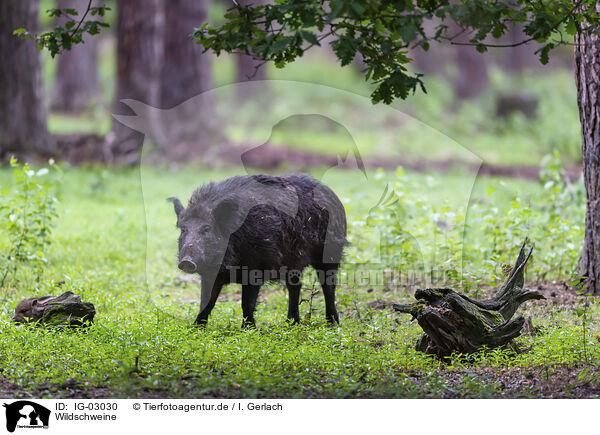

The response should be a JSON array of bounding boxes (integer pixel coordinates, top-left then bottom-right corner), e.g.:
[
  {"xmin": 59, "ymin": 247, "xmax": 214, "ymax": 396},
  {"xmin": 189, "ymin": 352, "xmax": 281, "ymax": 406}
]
[{"xmin": 169, "ymin": 174, "xmax": 347, "ymax": 326}]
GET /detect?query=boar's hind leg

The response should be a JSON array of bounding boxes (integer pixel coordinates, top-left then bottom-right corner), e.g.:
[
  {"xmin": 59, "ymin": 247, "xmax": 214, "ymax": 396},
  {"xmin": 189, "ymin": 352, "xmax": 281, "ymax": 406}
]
[
  {"xmin": 194, "ymin": 276, "xmax": 225, "ymax": 326},
  {"xmin": 315, "ymin": 264, "xmax": 340, "ymax": 324},
  {"xmin": 285, "ymin": 280, "xmax": 301, "ymax": 324},
  {"xmin": 241, "ymin": 284, "xmax": 260, "ymax": 327}
]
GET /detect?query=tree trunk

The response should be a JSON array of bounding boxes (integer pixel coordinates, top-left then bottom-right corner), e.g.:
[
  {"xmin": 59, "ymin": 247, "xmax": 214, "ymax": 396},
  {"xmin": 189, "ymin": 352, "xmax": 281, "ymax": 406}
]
[
  {"xmin": 447, "ymin": 21, "xmax": 489, "ymax": 100},
  {"xmin": 237, "ymin": 50, "xmax": 266, "ymax": 82},
  {"xmin": 160, "ymin": 0, "xmax": 212, "ymax": 108},
  {"xmin": 502, "ymin": 23, "xmax": 538, "ymax": 74},
  {"xmin": 232, "ymin": 0, "xmax": 270, "ymax": 104},
  {"xmin": 154, "ymin": 0, "xmax": 222, "ymax": 158},
  {"xmin": 51, "ymin": 0, "xmax": 101, "ymax": 112},
  {"xmin": 453, "ymin": 42, "xmax": 489, "ymax": 99},
  {"xmin": 0, "ymin": 0, "xmax": 54, "ymax": 158},
  {"xmin": 235, "ymin": 0, "xmax": 266, "ymax": 83},
  {"xmin": 576, "ymin": 4, "xmax": 600, "ymax": 295},
  {"xmin": 110, "ymin": 0, "xmax": 164, "ymax": 164},
  {"xmin": 411, "ymin": 18, "xmax": 448, "ymax": 76}
]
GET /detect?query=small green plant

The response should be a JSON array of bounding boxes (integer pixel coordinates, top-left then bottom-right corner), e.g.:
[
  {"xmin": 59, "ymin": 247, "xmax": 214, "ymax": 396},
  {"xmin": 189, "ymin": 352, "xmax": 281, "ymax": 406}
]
[
  {"xmin": 569, "ymin": 275, "xmax": 595, "ymax": 364},
  {"xmin": 0, "ymin": 158, "xmax": 61, "ymax": 287}
]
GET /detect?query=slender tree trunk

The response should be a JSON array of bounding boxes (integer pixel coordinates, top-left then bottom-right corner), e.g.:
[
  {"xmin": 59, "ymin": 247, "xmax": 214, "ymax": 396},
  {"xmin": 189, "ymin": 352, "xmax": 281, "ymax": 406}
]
[
  {"xmin": 575, "ymin": 4, "xmax": 600, "ymax": 295},
  {"xmin": 0, "ymin": 0, "xmax": 54, "ymax": 157},
  {"xmin": 233, "ymin": 0, "xmax": 269, "ymax": 104},
  {"xmin": 110, "ymin": 0, "xmax": 164, "ymax": 163},
  {"xmin": 51, "ymin": 0, "xmax": 100, "ymax": 112}
]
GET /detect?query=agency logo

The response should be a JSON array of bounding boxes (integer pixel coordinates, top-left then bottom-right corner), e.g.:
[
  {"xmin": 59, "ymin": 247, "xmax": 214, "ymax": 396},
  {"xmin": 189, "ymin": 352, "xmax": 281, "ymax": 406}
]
[{"xmin": 3, "ymin": 401, "xmax": 50, "ymax": 432}]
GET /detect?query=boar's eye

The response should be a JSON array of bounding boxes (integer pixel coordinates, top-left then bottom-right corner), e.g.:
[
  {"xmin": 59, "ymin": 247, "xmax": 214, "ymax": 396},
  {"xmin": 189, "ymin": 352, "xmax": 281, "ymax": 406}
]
[{"xmin": 199, "ymin": 225, "xmax": 210, "ymax": 234}]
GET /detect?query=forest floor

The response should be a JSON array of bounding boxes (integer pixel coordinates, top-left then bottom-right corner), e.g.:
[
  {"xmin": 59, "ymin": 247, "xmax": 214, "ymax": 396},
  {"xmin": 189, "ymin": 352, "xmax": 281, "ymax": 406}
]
[
  {"xmin": 0, "ymin": 164, "xmax": 598, "ymax": 399},
  {"xmin": 2, "ymin": 282, "xmax": 598, "ymax": 399},
  {"xmin": 2, "ymin": 363, "xmax": 599, "ymax": 399}
]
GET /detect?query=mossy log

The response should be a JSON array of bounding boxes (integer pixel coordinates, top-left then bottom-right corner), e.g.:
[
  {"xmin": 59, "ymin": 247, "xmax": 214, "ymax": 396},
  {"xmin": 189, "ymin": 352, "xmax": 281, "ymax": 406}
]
[
  {"xmin": 12, "ymin": 291, "xmax": 95, "ymax": 327},
  {"xmin": 394, "ymin": 239, "xmax": 544, "ymax": 359}
]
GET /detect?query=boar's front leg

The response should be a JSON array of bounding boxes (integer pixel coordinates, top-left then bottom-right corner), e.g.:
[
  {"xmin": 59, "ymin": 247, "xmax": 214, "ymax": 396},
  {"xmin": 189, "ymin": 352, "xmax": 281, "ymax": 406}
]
[
  {"xmin": 194, "ymin": 274, "xmax": 226, "ymax": 326},
  {"xmin": 241, "ymin": 284, "xmax": 260, "ymax": 327}
]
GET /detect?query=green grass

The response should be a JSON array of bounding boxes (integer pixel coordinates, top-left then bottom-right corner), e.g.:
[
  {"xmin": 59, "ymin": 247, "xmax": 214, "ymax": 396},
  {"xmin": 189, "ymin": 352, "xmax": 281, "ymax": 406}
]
[{"xmin": 0, "ymin": 164, "xmax": 597, "ymax": 398}]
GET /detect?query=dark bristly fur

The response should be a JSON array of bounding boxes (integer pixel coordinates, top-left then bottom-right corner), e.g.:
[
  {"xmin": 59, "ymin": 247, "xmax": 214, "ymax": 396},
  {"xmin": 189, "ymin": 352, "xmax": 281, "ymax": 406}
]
[{"xmin": 170, "ymin": 174, "xmax": 347, "ymax": 327}]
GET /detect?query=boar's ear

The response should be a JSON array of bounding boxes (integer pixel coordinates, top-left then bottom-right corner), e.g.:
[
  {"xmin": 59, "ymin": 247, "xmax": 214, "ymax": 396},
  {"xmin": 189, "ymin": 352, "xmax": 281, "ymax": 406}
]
[
  {"xmin": 213, "ymin": 198, "xmax": 239, "ymax": 233},
  {"xmin": 168, "ymin": 197, "xmax": 184, "ymax": 217}
]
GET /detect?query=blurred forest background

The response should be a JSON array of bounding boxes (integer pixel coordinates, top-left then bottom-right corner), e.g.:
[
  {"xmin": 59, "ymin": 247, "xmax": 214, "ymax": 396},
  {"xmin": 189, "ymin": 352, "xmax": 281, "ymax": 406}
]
[{"xmin": 0, "ymin": 0, "xmax": 582, "ymax": 169}]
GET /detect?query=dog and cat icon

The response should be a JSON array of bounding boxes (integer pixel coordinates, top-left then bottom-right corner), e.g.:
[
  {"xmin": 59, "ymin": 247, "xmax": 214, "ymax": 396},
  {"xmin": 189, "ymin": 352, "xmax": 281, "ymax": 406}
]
[{"xmin": 3, "ymin": 401, "xmax": 50, "ymax": 432}]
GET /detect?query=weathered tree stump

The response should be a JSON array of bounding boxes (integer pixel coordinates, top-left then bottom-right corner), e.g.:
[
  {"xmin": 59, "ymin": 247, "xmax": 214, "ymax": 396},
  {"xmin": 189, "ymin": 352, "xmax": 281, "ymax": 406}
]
[
  {"xmin": 12, "ymin": 291, "xmax": 95, "ymax": 327},
  {"xmin": 394, "ymin": 239, "xmax": 544, "ymax": 359}
]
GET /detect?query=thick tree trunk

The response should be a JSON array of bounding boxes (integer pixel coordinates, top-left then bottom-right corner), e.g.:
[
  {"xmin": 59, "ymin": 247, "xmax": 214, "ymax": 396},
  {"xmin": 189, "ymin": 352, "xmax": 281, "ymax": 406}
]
[
  {"xmin": 237, "ymin": 50, "xmax": 266, "ymax": 82},
  {"xmin": 447, "ymin": 21, "xmax": 489, "ymax": 99},
  {"xmin": 502, "ymin": 23, "xmax": 538, "ymax": 74},
  {"xmin": 51, "ymin": 0, "xmax": 101, "ymax": 112},
  {"xmin": 453, "ymin": 43, "xmax": 489, "ymax": 99},
  {"xmin": 0, "ymin": 0, "xmax": 54, "ymax": 157},
  {"xmin": 160, "ymin": 0, "xmax": 212, "ymax": 108},
  {"xmin": 110, "ymin": 0, "xmax": 164, "ymax": 164},
  {"xmin": 575, "ymin": 5, "xmax": 600, "ymax": 295},
  {"xmin": 155, "ymin": 0, "xmax": 220, "ymax": 158}
]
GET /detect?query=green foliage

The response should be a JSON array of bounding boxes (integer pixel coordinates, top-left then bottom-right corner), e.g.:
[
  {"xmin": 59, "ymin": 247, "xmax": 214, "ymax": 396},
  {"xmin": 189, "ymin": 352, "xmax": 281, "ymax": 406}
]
[
  {"xmin": 469, "ymin": 155, "xmax": 584, "ymax": 284},
  {"xmin": 362, "ymin": 153, "xmax": 584, "ymax": 290},
  {"xmin": 0, "ymin": 158, "xmax": 61, "ymax": 287},
  {"xmin": 365, "ymin": 168, "xmax": 428, "ymax": 272},
  {"xmin": 14, "ymin": 2, "xmax": 110, "ymax": 58},
  {"xmin": 194, "ymin": 0, "xmax": 600, "ymax": 104}
]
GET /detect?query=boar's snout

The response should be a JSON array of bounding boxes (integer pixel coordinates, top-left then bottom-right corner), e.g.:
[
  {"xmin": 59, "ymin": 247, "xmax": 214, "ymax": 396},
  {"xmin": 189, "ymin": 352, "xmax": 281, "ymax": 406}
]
[{"xmin": 178, "ymin": 257, "xmax": 198, "ymax": 273}]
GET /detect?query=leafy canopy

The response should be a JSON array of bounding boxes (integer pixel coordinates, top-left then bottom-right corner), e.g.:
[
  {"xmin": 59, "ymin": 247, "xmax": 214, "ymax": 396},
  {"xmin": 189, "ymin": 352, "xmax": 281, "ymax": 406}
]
[
  {"xmin": 13, "ymin": 1, "xmax": 110, "ymax": 58},
  {"xmin": 15, "ymin": 0, "xmax": 600, "ymax": 103},
  {"xmin": 193, "ymin": 0, "xmax": 598, "ymax": 103}
]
